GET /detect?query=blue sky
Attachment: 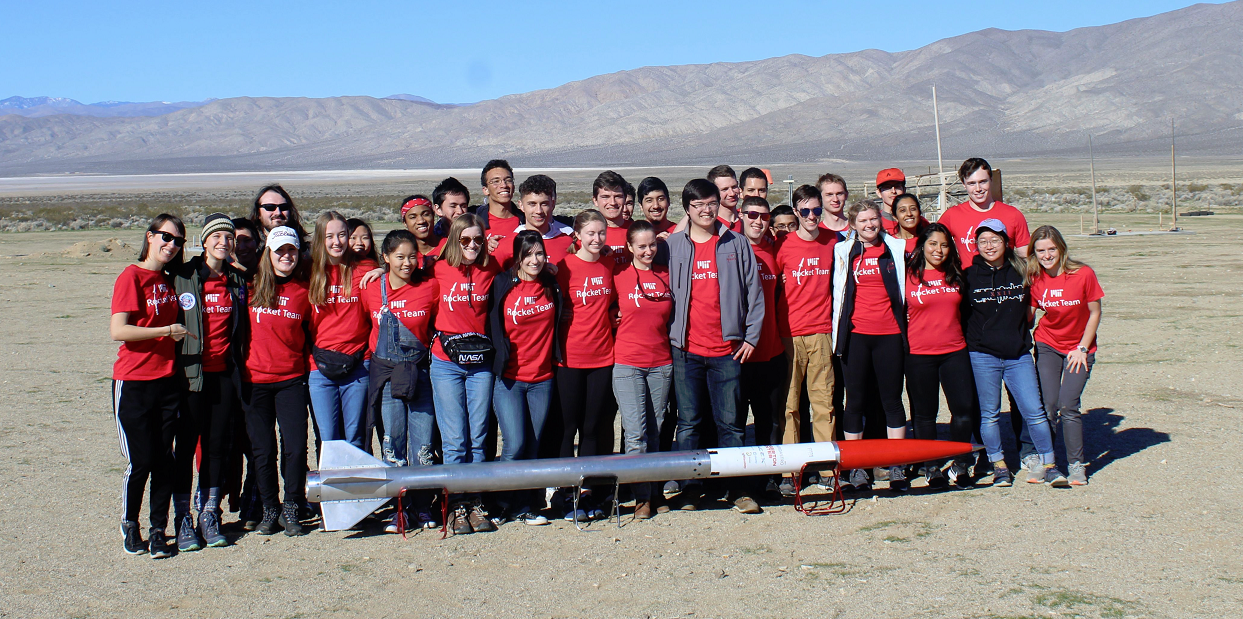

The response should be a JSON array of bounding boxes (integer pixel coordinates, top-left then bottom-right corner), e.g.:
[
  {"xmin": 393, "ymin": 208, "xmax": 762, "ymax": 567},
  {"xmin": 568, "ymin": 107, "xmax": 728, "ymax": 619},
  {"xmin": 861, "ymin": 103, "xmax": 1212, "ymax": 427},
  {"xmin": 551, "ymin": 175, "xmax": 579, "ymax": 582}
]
[{"xmin": 1, "ymin": 0, "xmax": 1215, "ymax": 104}]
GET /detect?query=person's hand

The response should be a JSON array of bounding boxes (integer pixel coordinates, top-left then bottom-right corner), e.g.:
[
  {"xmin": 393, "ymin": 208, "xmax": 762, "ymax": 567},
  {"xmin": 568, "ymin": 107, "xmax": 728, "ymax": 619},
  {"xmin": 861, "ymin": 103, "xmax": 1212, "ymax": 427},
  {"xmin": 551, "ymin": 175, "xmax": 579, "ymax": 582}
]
[
  {"xmin": 732, "ymin": 342, "xmax": 755, "ymax": 363},
  {"xmin": 488, "ymin": 234, "xmax": 501, "ymax": 253},
  {"xmin": 358, "ymin": 267, "xmax": 384, "ymax": 289},
  {"xmin": 656, "ymin": 231, "xmax": 671, "ymax": 241},
  {"xmin": 167, "ymin": 324, "xmax": 193, "ymax": 342},
  {"xmin": 542, "ymin": 262, "xmax": 559, "ymax": 276},
  {"xmin": 1067, "ymin": 349, "xmax": 1089, "ymax": 373}
]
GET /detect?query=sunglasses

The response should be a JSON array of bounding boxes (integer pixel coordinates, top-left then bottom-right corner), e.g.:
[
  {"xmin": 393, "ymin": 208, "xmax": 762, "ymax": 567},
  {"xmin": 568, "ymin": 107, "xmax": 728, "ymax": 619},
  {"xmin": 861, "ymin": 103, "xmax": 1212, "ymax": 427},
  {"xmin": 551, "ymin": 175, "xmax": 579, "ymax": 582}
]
[
  {"xmin": 459, "ymin": 235, "xmax": 485, "ymax": 248},
  {"xmin": 741, "ymin": 211, "xmax": 771, "ymax": 221},
  {"xmin": 153, "ymin": 231, "xmax": 186, "ymax": 247},
  {"xmin": 799, "ymin": 207, "xmax": 824, "ymax": 218},
  {"xmin": 259, "ymin": 203, "xmax": 291, "ymax": 212}
]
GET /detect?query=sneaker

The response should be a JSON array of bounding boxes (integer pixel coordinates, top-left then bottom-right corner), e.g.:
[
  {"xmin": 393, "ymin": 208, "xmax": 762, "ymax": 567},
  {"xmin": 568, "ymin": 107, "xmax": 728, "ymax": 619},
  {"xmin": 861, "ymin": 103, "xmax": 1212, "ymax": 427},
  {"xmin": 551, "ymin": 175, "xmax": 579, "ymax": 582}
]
[
  {"xmin": 148, "ymin": 529, "xmax": 173, "ymax": 559},
  {"xmin": 241, "ymin": 497, "xmax": 262, "ymax": 532},
  {"xmin": 449, "ymin": 503, "xmax": 473, "ymax": 535},
  {"xmin": 563, "ymin": 508, "xmax": 589, "ymax": 521},
  {"xmin": 414, "ymin": 509, "xmax": 438, "ymax": 530},
  {"xmin": 848, "ymin": 469, "xmax": 871, "ymax": 492},
  {"xmin": 925, "ymin": 465, "xmax": 949, "ymax": 489},
  {"xmin": 1044, "ymin": 466, "xmax": 1070, "ymax": 488},
  {"xmin": 948, "ymin": 461, "xmax": 972, "ymax": 488},
  {"xmin": 817, "ymin": 475, "xmax": 839, "ymax": 493},
  {"xmin": 384, "ymin": 510, "xmax": 408, "ymax": 534},
  {"xmin": 176, "ymin": 513, "xmax": 201, "ymax": 552},
  {"xmin": 676, "ymin": 492, "xmax": 700, "ymax": 511},
  {"xmin": 199, "ymin": 511, "xmax": 227, "ymax": 548},
  {"xmin": 733, "ymin": 496, "xmax": 762, "ymax": 514},
  {"xmin": 872, "ymin": 467, "xmax": 890, "ymax": 482},
  {"xmin": 1068, "ymin": 462, "xmax": 1089, "ymax": 486},
  {"xmin": 256, "ymin": 506, "xmax": 281, "ymax": 535},
  {"xmin": 279, "ymin": 501, "xmax": 306, "ymax": 536},
  {"xmin": 974, "ymin": 452, "xmax": 993, "ymax": 478},
  {"xmin": 888, "ymin": 466, "xmax": 910, "ymax": 492},
  {"xmin": 1021, "ymin": 454, "xmax": 1042, "ymax": 481},
  {"xmin": 587, "ymin": 508, "xmax": 607, "ymax": 521},
  {"xmin": 515, "ymin": 511, "xmax": 550, "ymax": 526},
  {"xmin": 467, "ymin": 505, "xmax": 497, "ymax": 532},
  {"xmin": 778, "ymin": 478, "xmax": 797, "ymax": 497},
  {"xmin": 992, "ymin": 466, "xmax": 1013, "ymax": 487},
  {"xmin": 121, "ymin": 521, "xmax": 146, "ymax": 555},
  {"xmin": 663, "ymin": 480, "xmax": 681, "ymax": 496}
]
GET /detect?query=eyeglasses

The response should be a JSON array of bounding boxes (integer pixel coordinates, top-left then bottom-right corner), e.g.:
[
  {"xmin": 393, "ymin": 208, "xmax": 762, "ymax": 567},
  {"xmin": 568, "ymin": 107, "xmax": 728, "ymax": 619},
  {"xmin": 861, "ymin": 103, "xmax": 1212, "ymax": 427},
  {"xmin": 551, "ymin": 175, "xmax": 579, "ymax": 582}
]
[
  {"xmin": 688, "ymin": 200, "xmax": 719, "ymax": 211},
  {"xmin": 799, "ymin": 207, "xmax": 823, "ymax": 218},
  {"xmin": 154, "ymin": 231, "xmax": 186, "ymax": 247},
  {"xmin": 259, "ymin": 203, "xmax": 290, "ymax": 212},
  {"xmin": 487, "ymin": 177, "xmax": 515, "ymax": 187},
  {"xmin": 977, "ymin": 237, "xmax": 1005, "ymax": 247},
  {"xmin": 459, "ymin": 235, "xmax": 485, "ymax": 248},
  {"xmin": 741, "ymin": 211, "xmax": 771, "ymax": 221}
]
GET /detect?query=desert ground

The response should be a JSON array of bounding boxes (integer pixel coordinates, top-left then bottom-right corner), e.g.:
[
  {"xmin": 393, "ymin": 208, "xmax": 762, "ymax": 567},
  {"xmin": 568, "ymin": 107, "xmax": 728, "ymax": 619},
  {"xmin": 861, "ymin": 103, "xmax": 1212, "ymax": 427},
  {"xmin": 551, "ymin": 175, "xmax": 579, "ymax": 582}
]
[{"xmin": 0, "ymin": 160, "xmax": 1241, "ymax": 618}]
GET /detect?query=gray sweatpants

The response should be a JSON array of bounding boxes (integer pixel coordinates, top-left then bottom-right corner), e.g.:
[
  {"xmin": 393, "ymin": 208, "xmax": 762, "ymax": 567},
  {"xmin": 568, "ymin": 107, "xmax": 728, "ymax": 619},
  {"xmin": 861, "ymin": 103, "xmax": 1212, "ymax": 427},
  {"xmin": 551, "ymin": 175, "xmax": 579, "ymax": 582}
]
[{"xmin": 1033, "ymin": 342, "xmax": 1095, "ymax": 465}]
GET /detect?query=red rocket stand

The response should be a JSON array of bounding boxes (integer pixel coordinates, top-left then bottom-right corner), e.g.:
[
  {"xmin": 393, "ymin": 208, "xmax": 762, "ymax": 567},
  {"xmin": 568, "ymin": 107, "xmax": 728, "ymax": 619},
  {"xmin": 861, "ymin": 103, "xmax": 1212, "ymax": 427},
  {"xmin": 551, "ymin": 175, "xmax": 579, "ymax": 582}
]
[{"xmin": 791, "ymin": 461, "xmax": 848, "ymax": 515}]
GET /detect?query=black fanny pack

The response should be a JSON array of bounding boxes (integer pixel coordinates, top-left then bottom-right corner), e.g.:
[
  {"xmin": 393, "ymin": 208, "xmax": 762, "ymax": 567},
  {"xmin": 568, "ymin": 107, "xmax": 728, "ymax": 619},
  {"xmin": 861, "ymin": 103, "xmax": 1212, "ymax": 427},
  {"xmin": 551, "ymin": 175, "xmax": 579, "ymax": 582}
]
[
  {"xmin": 439, "ymin": 333, "xmax": 494, "ymax": 367},
  {"xmin": 313, "ymin": 346, "xmax": 365, "ymax": 380}
]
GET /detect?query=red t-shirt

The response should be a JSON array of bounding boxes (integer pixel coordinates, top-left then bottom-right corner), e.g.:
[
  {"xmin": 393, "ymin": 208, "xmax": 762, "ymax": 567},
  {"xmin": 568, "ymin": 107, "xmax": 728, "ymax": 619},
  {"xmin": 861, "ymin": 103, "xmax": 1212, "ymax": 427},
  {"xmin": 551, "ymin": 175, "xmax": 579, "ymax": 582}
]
[
  {"xmin": 556, "ymin": 254, "xmax": 616, "ymax": 368},
  {"xmin": 774, "ymin": 232, "xmax": 836, "ymax": 337},
  {"xmin": 111, "ymin": 264, "xmax": 178, "ymax": 381},
  {"xmin": 485, "ymin": 211, "xmax": 524, "ymax": 244},
  {"xmin": 613, "ymin": 264, "xmax": 673, "ymax": 367},
  {"xmin": 501, "ymin": 279, "xmax": 557, "ymax": 382},
  {"xmin": 906, "ymin": 267, "xmax": 966, "ymax": 355},
  {"xmin": 717, "ymin": 216, "xmax": 743, "ymax": 233},
  {"xmin": 361, "ymin": 275, "xmax": 439, "ymax": 353},
  {"xmin": 200, "ymin": 273, "xmax": 234, "ymax": 372},
  {"xmin": 938, "ymin": 201, "xmax": 1031, "ymax": 267},
  {"xmin": 749, "ymin": 239, "xmax": 784, "ymax": 363},
  {"xmin": 606, "ymin": 224, "xmax": 632, "ymax": 269},
  {"xmin": 309, "ymin": 260, "xmax": 377, "ymax": 371},
  {"xmin": 1031, "ymin": 266, "xmax": 1104, "ymax": 354},
  {"xmin": 850, "ymin": 245, "xmax": 900, "ymax": 335},
  {"xmin": 650, "ymin": 220, "xmax": 676, "ymax": 236},
  {"xmin": 882, "ymin": 216, "xmax": 930, "ymax": 236},
  {"xmin": 685, "ymin": 237, "xmax": 734, "ymax": 357},
  {"xmin": 245, "ymin": 279, "xmax": 312, "ymax": 384},
  {"xmin": 492, "ymin": 227, "xmax": 575, "ymax": 270},
  {"xmin": 431, "ymin": 259, "xmax": 500, "ymax": 361}
]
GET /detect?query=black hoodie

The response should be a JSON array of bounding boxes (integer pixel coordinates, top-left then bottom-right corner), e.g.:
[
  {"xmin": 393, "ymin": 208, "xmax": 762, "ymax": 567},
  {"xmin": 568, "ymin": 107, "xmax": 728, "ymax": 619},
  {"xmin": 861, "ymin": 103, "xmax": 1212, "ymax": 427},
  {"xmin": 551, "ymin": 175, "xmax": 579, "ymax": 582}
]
[{"xmin": 962, "ymin": 254, "xmax": 1032, "ymax": 359}]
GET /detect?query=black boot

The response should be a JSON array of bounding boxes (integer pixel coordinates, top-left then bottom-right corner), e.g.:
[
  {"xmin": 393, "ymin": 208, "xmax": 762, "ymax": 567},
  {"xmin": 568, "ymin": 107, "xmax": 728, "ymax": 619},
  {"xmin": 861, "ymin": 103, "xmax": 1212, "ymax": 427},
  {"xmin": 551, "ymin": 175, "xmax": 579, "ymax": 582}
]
[
  {"xmin": 256, "ymin": 505, "xmax": 281, "ymax": 535},
  {"xmin": 278, "ymin": 501, "xmax": 305, "ymax": 536}
]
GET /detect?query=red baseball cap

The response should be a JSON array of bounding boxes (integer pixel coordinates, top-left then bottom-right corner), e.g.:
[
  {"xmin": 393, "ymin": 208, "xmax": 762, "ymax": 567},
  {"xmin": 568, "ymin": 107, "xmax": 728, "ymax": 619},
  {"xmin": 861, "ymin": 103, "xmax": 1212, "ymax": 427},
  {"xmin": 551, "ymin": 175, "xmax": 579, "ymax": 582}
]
[{"xmin": 876, "ymin": 168, "xmax": 905, "ymax": 186}]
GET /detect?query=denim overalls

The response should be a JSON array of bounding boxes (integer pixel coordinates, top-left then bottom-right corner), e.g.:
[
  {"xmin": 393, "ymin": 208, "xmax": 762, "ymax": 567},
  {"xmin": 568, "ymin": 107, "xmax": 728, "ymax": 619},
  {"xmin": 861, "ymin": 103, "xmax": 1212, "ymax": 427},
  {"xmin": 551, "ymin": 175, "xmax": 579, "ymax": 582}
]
[{"xmin": 374, "ymin": 281, "xmax": 435, "ymax": 467}]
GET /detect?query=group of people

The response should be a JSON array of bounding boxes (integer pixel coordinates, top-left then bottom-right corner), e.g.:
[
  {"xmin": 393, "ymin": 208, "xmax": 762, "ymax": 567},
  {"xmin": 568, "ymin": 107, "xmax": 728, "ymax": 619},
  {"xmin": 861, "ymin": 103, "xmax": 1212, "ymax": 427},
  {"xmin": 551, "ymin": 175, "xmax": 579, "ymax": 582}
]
[{"xmin": 109, "ymin": 157, "xmax": 1104, "ymax": 558}]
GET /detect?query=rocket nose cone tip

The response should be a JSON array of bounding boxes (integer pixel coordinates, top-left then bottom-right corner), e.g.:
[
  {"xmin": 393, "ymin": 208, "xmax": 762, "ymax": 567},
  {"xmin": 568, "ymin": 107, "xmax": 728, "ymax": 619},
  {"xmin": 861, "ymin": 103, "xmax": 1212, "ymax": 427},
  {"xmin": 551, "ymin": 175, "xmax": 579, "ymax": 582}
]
[{"xmin": 835, "ymin": 439, "xmax": 978, "ymax": 470}]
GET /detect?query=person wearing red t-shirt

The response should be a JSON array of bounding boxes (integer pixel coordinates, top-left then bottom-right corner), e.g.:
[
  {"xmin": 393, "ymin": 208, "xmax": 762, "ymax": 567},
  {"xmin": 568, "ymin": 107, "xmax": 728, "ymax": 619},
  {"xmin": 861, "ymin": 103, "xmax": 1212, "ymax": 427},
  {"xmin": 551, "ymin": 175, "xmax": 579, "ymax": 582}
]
[
  {"xmin": 1028, "ymin": 226, "xmax": 1104, "ymax": 486},
  {"xmin": 241, "ymin": 226, "xmax": 314, "ymax": 537},
  {"xmin": 485, "ymin": 230, "xmax": 564, "ymax": 526},
  {"xmin": 775, "ymin": 186, "xmax": 837, "ymax": 462},
  {"xmin": 817, "ymin": 173, "xmax": 851, "ymax": 242},
  {"xmin": 831, "ymin": 201, "xmax": 911, "ymax": 492},
  {"xmin": 553, "ymin": 209, "xmax": 618, "ymax": 520},
  {"xmin": 491, "ymin": 175, "xmax": 575, "ymax": 269},
  {"xmin": 638, "ymin": 177, "xmax": 677, "ymax": 241},
  {"xmin": 307, "ymin": 212, "xmax": 377, "ymax": 451},
  {"xmin": 399, "ymin": 195, "xmax": 444, "ymax": 262},
  {"xmin": 169, "ymin": 213, "xmax": 250, "ymax": 550},
  {"xmin": 884, "ymin": 193, "xmax": 928, "ymax": 258},
  {"xmin": 667, "ymin": 179, "xmax": 765, "ymax": 514},
  {"xmin": 610, "ymin": 221, "xmax": 674, "ymax": 518},
  {"xmin": 939, "ymin": 157, "xmax": 1032, "ymax": 267},
  {"xmin": 110, "ymin": 214, "xmax": 188, "ymax": 557},
  {"xmin": 738, "ymin": 197, "xmax": 786, "ymax": 450},
  {"xmin": 903, "ymin": 223, "xmax": 978, "ymax": 489},
  {"xmin": 709, "ymin": 165, "xmax": 744, "ymax": 233},
  {"xmin": 593, "ymin": 170, "xmax": 634, "ymax": 268},
  {"xmin": 428, "ymin": 213, "xmax": 501, "ymax": 534},
  {"xmin": 476, "ymin": 159, "xmax": 526, "ymax": 255},
  {"xmin": 360, "ymin": 229, "xmax": 441, "ymax": 532}
]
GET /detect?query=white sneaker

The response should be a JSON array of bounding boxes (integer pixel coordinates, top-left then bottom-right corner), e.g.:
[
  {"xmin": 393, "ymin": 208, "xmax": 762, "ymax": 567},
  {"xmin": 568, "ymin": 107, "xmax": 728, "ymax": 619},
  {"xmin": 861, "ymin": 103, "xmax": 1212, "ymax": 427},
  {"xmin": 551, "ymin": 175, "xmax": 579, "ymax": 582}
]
[
  {"xmin": 384, "ymin": 511, "xmax": 408, "ymax": 534},
  {"xmin": 516, "ymin": 512, "xmax": 549, "ymax": 526}
]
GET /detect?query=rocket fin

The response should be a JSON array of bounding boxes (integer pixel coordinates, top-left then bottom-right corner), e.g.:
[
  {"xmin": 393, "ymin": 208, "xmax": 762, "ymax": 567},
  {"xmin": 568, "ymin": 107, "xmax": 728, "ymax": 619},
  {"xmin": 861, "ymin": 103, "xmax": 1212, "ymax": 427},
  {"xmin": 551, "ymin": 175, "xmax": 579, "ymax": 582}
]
[
  {"xmin": 318, "ymin": 440, "xmax": 389, "ymax": 470},
  {"xmin": 320, "ymin": 498, "xmax": 389, "ymax": 532}
]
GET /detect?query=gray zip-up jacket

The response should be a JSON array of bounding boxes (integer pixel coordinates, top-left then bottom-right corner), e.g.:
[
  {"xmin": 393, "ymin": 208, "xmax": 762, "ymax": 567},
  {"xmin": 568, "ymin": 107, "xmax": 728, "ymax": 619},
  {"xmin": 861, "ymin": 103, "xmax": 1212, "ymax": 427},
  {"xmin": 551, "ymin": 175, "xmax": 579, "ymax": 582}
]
[{"xmin": 667, "ymin": 222, "xmax": 764, "ymax": 351}]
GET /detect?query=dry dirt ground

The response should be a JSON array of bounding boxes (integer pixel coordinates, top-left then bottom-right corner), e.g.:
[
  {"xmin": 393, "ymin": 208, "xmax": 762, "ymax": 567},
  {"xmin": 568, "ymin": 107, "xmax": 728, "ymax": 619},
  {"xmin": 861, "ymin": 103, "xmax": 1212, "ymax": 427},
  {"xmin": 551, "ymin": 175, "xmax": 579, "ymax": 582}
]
[{"xmin": 1, "ymin": 211, "xmax": 1241, "ymax": 619}]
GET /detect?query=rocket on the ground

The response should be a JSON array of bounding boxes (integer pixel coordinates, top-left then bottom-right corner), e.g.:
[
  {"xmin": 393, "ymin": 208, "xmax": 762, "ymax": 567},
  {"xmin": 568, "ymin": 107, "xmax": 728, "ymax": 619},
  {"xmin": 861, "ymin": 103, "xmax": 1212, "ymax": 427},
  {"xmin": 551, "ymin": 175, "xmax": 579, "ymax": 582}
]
[{"xmin": 308, "ymin": 439, "xmax": 980, "ymax": 531}]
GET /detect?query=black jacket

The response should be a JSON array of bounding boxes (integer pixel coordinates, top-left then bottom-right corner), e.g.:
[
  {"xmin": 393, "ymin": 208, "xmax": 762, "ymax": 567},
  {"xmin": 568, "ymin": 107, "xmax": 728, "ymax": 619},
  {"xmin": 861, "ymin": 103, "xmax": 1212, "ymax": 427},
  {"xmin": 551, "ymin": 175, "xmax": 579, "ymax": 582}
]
[
  {"xmin": 486, "ymin": 270, "xmax": 565, "ymax": 378},
  {"xmin": 962, "ymin": 254, "xmax": 1032, "ymax": 359},
  {"xmin": 171, "ymin": 256, "xmax": 250, "ymax": 391},
  {"xmin": 834, "ymin": 240, "xmax": 907, "ymax": 357}
]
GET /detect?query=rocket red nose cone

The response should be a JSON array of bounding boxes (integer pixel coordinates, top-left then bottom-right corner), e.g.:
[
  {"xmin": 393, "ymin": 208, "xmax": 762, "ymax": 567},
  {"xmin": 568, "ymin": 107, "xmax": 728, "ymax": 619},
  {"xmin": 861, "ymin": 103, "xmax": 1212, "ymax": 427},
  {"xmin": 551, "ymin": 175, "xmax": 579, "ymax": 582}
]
[{"xmin": 835, "ymin": 439, "xmax": 979, "ymax": 470}]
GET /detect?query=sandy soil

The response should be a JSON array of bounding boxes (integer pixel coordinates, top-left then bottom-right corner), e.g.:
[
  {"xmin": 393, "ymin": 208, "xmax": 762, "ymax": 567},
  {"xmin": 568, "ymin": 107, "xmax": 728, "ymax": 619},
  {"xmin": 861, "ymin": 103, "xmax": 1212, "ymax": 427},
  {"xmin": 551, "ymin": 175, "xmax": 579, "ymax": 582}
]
[{"xmin": 1, "ymin": 211, "xmax": 1241, "ymax": 619}]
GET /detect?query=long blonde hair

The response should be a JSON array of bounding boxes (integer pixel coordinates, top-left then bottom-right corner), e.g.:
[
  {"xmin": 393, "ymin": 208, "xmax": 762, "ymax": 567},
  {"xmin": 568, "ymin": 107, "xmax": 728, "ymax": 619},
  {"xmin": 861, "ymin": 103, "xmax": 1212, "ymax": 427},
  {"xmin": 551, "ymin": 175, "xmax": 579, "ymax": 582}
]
[
  {"xmin": 1026, "ymin": 225, "xmax": 1086, "ymax": 281},
  {"xmin": 439, "ymin": 213, "xmax": 490, "ymax": 269},
  {"xmin": 309, "ymin": 211, "xmax": 358, "ymax": 306}
]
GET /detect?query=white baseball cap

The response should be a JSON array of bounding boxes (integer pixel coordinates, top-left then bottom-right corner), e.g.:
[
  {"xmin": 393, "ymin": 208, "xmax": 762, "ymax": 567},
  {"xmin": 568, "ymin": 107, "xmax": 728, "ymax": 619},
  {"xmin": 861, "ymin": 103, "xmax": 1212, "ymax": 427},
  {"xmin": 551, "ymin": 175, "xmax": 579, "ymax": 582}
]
[{"xmin": 266, "ymin": 226, "xmax": 300, "ymax": 251}]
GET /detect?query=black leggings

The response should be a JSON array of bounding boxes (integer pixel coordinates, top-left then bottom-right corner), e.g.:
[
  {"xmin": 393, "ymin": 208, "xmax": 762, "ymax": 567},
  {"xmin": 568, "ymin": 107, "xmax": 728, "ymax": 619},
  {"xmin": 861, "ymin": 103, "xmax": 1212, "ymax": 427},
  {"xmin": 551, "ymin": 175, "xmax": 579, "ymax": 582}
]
[
  {"xmin": 842, "ymin": 333, "xmax": 907, "ymax": 434},
  {"xmin": 113, "ymin": 377, "xmax": 181, "ymax": 529},
  {"xmin": 742, "ymin": 353, "xmax": 786, "ymax": 446},
  {"xmin": 905, "ymin": 349, "xmax": 978, "ymax": 460},
  {"xmin": 243, "ymin": 377, "xmax": 310, "ymax": 508},
  {"xmin": 556, "ymin": 366, "xmax": 615, "ymax": 458},
  {"xmin": 179, "ymin": 370, "xmax": 236, "ymax": 493}
]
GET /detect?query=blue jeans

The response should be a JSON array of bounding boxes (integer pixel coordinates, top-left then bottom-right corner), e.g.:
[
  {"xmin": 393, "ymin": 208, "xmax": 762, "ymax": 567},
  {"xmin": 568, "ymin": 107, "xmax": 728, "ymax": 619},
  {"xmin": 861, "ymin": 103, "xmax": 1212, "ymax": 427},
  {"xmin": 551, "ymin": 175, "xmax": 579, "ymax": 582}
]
[
  {"xmin": 672, "ymin": 348, "xmax": 747, "ymax": 495},
  {"xmin": 309, "ymin": 361, "xmax": 369, "ymax": 450},
  {"xmin": 968, "ymin": 351, "xmax": 1055, "ymax": 465},
  {"xmin": 379, "ymin": 368, "xmax": 435, "ymax": 467},
  {"xmin": 492, "ymin": 378, "xmax": 553, "ymax": 462},
  {"xmin": 430, "ymin": 356, "xmax": 493, "ymax": 465}
]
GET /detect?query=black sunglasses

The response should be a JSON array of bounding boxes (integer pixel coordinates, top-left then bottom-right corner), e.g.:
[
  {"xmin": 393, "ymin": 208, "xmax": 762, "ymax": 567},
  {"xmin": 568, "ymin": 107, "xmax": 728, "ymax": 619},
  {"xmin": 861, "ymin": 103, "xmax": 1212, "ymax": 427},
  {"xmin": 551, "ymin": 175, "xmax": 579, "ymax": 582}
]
[
  {"xmin": 154, "ymin": 231, "xmax": 186, "ymax": 247},
  {"xmin": 741, "ymin": 211, "xmax": 771, "ymax": 221},
  {"xmin": 259, "ymin": 203, "xmax": 291, "ymax": 212},
  {"xmin": 799, "ymin": 207, "xmax": 823, "ymax": 218}
]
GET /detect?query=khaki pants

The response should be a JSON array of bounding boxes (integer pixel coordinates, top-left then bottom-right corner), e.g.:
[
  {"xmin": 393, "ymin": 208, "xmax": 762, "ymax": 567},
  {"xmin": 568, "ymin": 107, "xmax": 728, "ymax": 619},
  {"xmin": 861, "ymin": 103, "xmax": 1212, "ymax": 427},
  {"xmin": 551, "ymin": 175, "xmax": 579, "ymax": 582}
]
[{"xmin": 781, "ymin": 333, "xmax": 836, "ymax": 444}]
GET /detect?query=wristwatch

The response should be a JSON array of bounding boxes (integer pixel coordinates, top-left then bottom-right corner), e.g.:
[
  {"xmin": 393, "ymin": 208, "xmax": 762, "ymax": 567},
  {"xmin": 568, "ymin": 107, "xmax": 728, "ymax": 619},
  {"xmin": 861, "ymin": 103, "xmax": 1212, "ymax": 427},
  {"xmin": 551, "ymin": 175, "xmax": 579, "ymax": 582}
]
[{"xmin": 1076, "ymin": 345, "xmax": 1089, "ymax": 353}]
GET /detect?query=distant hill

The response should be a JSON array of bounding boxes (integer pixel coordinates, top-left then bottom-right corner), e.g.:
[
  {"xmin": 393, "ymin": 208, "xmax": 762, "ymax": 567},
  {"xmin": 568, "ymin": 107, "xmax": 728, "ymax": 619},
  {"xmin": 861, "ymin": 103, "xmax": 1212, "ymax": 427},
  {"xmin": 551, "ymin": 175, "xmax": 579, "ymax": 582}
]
[
  {"xmin": 0, "ymin": 96, "xmax": 214, "ymax": 118},
  {"xmin": 1, "ymin": 1, "xmax": 1241, "ymax": 175}
]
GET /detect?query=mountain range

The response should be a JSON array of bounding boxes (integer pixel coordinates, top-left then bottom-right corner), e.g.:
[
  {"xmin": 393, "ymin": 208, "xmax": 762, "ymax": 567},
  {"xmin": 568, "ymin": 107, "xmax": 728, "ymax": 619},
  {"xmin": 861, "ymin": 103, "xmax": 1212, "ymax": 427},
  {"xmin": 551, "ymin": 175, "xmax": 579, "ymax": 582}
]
[{"xmin": 1, "ymin": 1, "xmax": 1240, "ymax": 176}]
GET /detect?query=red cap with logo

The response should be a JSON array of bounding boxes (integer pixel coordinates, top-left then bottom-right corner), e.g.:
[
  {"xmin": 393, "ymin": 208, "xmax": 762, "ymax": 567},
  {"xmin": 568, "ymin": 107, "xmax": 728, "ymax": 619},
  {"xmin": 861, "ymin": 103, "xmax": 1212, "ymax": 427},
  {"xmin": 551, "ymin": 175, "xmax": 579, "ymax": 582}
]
[{"xmin": 876, "ymin": 168, "xmax": 905, "ymax": 186}]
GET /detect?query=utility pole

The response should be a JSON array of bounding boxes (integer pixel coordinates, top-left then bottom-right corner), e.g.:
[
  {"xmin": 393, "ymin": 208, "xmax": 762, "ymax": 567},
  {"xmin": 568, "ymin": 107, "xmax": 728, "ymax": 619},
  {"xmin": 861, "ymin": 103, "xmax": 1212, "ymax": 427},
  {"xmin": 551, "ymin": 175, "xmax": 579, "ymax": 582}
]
[
  {"xmin": 784, "ymin": 175, "xmax": 795, "ymax": 206},
  {"xmin": 1170, "ymin": 119, "xmax": 1178, "ymax": 230},
  {"xmin": 933, "ymin": 85, "xmax": 948, "ymax": 214},
  {"xmin": 1089, "ymin": 134, "xmax": 1100, "ymax": 234}
]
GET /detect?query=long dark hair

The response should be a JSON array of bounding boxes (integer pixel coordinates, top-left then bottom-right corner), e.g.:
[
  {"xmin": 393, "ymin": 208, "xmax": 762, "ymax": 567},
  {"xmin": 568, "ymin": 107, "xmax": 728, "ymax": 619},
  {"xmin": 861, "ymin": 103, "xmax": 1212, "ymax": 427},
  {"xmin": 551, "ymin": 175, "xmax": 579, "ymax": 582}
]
[
  {"xmin": 380, "ymin": 228, "xmax": 428, "ymax": 285},
  {"xmin": 906, "ymin": 223, "xmax": 963, "ymax": 287},
  {"xmin": 138, "ymin": 213, "xmax": 186, "ymax": 269},
  {"xmin": 509, "ymin": 230, "xmax": 556, "ymax": 303},
  {"xmin": 347, "ymin": 218, "xmax": 380, "ymax": 263},
  {"xmin": 249, "ymin": 184, "xmax": 307, "ymax": 241}
]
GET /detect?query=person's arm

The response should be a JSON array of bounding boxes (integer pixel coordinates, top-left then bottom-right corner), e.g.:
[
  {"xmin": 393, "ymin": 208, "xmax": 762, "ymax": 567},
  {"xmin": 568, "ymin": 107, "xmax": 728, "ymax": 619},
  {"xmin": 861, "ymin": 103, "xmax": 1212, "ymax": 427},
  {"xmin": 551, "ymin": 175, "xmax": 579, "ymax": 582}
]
[
  {"xmin": 358, "ymin": 267, "xmax": 385, "ymax": 289},
  {"xmin": 1067, "ymin": 300, "xmax": 1102, "ymax": 373},
  {"xmin": 734, "ymin": 242, "xmax": 764, "ymax": 362},
  {"xmin": 110, "ymin": 312, "xmax": 190, "ymax": 342}
]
